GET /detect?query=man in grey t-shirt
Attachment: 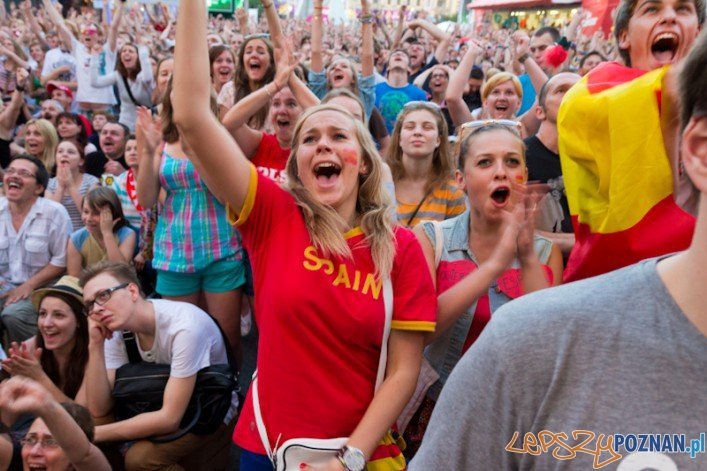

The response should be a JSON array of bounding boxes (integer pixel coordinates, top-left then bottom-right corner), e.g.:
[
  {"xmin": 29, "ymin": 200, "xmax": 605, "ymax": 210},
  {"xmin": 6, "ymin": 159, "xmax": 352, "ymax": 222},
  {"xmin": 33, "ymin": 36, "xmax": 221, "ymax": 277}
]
[{"xmin": 411, "ymin": 27, "xmax": 707, "ymax": 471}]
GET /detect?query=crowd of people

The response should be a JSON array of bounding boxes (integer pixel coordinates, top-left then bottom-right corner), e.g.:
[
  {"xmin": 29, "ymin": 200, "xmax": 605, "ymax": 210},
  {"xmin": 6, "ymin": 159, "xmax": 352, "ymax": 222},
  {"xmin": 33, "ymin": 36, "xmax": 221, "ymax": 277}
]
[{"xmin": 0, "ymin": 0, "xmax": 704, "ymax": 469}]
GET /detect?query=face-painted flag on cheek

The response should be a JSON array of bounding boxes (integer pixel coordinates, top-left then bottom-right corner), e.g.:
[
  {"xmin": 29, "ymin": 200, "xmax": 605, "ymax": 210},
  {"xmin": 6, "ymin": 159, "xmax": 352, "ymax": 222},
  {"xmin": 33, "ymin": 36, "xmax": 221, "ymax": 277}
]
[{"xmin": 558, "ymin": 62, "xmax": 696, "ymax": 282}]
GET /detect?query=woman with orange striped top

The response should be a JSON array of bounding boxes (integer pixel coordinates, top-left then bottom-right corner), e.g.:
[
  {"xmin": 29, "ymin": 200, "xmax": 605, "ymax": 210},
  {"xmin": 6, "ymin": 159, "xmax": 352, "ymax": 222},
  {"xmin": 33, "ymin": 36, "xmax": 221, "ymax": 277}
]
[{"xmin": 386, "ymin": 102, "xmax": 466, "ymax": 228}]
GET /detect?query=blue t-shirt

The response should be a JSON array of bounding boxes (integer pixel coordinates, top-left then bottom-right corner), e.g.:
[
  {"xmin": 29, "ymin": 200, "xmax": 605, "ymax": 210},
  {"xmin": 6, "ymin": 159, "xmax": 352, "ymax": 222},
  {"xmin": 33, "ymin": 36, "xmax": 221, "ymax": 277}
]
[
  {"xmin": 375, "ymin": 82, "xmax": 427, "ymax": 133},
  {"xmin": 518, "ymin": 74, "xmax": 536, "ymax": 115}
]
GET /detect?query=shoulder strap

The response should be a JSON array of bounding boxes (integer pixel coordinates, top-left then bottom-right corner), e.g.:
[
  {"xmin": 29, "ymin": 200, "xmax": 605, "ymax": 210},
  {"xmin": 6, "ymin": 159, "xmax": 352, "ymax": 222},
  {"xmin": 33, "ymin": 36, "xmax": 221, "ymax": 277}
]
[
  {"xmin": 122, "ymin": 330, "xmax": 142, "ymax": 363},
  {"xmin": 121, "ymin": 75, "xmax": 139, "ymax": 106},
  {"xmin": 406, "ymin": 187, "xmax": 433, "ymax": 227},
  {"xmin": 252, "ymin": 276, "xmax": 394, "ymax": 459},
  {"xmin": 375, "ymin": 277, "xmax": 393, "ymax": 392}
]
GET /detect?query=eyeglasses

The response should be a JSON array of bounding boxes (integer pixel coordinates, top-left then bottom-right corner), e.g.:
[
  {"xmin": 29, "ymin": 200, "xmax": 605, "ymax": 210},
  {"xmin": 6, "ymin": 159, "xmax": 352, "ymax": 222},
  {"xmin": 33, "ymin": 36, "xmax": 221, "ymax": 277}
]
[
  {"xmin": 84, "ymin": 282, "xmax": 129, "ymax": 315},
  {"xmin": 5, "ymin": 167, "xmax": 36, "ymax": 179},
  {"xmin": 459, "ymin": 119, "xmax": 522, "ymax": 140},
  {"xmin": 430, "ymin": 73, "xmax": 449, "ymax": 79},
  {"xmin": 21, "ymin": 436, "xmax": 60, "ymax": 449}
]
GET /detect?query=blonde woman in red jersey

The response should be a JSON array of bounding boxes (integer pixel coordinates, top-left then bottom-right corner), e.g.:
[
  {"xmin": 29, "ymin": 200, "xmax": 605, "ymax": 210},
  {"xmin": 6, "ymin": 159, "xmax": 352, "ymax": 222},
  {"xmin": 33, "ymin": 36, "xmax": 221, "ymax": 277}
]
[{"xmin": 171, "ymin": 1, "xmax": 437, "ymax": 470}]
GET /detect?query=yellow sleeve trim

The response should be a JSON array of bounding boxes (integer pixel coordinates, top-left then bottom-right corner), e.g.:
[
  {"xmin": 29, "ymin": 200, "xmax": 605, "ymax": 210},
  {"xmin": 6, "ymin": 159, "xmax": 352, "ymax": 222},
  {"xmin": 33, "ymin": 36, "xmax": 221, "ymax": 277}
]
[
  {"xmin": 391, "ymin": 320, "xmax": 436, "ymax": 332},
  {"xmin": 226, "ymin": 164, "xmax": 258, "ymax": 227}
]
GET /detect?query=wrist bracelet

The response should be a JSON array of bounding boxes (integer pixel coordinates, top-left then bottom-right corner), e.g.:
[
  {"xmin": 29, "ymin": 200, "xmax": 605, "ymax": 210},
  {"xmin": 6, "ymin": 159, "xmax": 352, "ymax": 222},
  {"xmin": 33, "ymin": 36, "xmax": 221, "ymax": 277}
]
[
  {"xmin": 264, "ymin": 84, "xmax": 274, "ymax": 98},
  {"xmin": 360, "ymin": 14, "xmax": 373, "ymax": 24},
  {"xmin": 15, "ymin": 86, "xmax": 25, "ymax": 93},
  {"xmin": 517, "ymin": 52, "xmax": 530, "ymax": 63},
  {"xmin": 262, "ymin": 2, "xmax": 273, "ymax": 8}
]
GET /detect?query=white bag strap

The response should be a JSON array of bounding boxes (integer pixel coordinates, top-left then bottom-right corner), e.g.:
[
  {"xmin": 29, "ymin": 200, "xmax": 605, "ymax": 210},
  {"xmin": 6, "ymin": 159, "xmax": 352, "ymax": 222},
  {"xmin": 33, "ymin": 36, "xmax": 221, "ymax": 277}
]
[
  {"xmin": 251, "ymin": 373, "xmax": 274, "ymax": 462},
  {"xmin": 252, "ymin": 276, "xmax": 394, "ymax": 457},
  {"xmin": 375, "ymin": 277, "xmax": 393, "ymax": 392},
  {"xmin": 432, "ymin": 221, "xmax": 443, "ymax": 268}
]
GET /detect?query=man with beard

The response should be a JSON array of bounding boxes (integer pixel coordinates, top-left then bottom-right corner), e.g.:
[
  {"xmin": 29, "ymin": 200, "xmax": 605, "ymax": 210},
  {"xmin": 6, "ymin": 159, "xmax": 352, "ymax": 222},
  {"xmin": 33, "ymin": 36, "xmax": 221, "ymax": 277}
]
[
  {"xmin": 559, "ymin": 0, "xmax": 704, "ymax": 281},
  {"xmin": 84, "ymin": 122, "xmax": 129, "ymax": 178},
  {"xmin": 0, "ymin": 156, "xmax": 70, "ymax": 345},
  {"xmin": 38, "ymin": 99, "xmax": 63, "ymax": 125}
]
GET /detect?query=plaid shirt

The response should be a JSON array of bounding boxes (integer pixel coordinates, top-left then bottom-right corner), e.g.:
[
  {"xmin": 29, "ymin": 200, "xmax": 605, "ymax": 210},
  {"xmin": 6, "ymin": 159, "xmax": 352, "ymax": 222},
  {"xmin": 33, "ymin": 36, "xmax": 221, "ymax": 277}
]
[
  {"xmin": 0, "ymin": 198, "xmax": 71, "ymax": 285},
  {"xmin": 153, "ymin": 152, "xmax": 242, "ymax": 273}
]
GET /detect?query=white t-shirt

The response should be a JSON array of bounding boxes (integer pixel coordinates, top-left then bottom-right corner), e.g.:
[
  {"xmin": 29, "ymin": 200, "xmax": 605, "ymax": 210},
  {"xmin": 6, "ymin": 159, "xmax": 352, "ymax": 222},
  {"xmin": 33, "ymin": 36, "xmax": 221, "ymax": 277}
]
[
  {"xmin": 72, "ymin": 38, "xmax": 117, "ymax": 105},
  {"xmin": 104, "ymin": 299, "xmax": 238, "ymax": 421},
  {"xmin": 41, "ymin": 48, "xmax": 76, "ymax": 83}
]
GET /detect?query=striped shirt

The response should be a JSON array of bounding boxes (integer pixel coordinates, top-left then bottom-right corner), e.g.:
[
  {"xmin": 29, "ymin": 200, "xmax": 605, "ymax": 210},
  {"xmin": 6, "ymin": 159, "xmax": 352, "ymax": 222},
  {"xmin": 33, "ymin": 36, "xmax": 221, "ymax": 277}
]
[
  {"xmin": 396, "ymin": 179, "xmax": 467, "ymax": 228},
  {"xmin": 47, "ymin": 173, "xmax": 99, "ymax": 232},
  {"xmin": 152, "ymin": 151, "xmax": 242, "ymax": 273}
]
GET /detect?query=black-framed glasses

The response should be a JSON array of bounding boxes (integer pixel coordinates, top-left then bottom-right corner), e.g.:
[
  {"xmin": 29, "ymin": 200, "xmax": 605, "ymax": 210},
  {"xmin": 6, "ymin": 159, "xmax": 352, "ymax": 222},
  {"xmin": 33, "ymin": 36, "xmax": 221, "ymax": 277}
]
[
  {"xmin": 21, "ymin": 436, "xmax": 60, "ymax": 449},
  {"xmin": 5, "ymin": 167, "xmax": 36, "ymax": 179},
  {"xmin": 84, "ymin": 283, "xmax": 129, "ymax": 315}
]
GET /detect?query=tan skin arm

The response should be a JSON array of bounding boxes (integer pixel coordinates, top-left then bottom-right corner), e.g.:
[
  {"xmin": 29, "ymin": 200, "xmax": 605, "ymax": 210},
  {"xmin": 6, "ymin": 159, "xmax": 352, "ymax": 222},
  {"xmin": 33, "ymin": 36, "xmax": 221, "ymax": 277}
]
[{"xmin": 172, "ymin": 0, "xmax": 252, "ymax": 213}]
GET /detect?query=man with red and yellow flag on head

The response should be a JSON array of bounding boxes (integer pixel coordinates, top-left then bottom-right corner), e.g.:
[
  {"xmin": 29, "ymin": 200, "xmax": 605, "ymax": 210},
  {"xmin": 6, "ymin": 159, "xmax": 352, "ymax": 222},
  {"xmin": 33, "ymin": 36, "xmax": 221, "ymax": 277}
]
[{"xmin": 558, "ymin": 0, "xmax": 705, "ymax": 281}]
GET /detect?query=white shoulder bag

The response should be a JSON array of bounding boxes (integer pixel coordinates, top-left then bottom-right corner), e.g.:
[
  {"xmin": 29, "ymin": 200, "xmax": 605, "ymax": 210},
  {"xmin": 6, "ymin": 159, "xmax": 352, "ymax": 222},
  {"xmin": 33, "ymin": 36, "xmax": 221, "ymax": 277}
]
[{"xmin": 252, "ymin": 277, "xmax": 393, "ymax": 470}]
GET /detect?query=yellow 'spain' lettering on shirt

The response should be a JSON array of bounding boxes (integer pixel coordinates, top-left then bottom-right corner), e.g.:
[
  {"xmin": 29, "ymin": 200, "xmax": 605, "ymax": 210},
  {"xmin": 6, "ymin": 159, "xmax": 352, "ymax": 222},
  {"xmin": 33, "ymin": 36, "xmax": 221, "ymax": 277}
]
[{"xmin": 303, "ymin": 246, "xmax": 382, "ymax": 299}]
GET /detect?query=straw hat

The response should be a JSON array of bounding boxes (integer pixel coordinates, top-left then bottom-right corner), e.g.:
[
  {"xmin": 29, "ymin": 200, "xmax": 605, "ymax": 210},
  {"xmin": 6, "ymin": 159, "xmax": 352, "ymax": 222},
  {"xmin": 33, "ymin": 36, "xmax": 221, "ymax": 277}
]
[{"xmin": 31, "ymin": 276, "xmax": 83, "ymax": 310}]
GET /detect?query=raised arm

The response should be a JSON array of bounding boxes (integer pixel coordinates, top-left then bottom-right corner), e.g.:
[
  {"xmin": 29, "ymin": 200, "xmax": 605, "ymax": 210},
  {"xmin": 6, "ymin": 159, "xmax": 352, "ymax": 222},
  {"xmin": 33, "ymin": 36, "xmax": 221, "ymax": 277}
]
[
  {"xmin": 310, "ymin": 0, "xmax": 324, "ymax": 73},
  {"xmin": 360, "ymin": 0, "xmax": 374, "ymax": 78},
  {"xmin": 261, "ymin": 0, "xmax": 284, "ymax": 49},
  {"xmin": 41, "ymin": 0, "xmax": 74, "ymax": 52},
  {"xmin": 135, "ymin": 45, "xmax": 154, "ymax": 84},
  {"xmin": 21, "ymin": 0, "xmax": 50, "ymax": 50},
  {"xmin": 409, "ymin": 18, "xmax": 451, "ymax": 65},
  {"xmin": 0, "ymin": 68, "xmax": 27, "ymax": 134},
  {"xmin": 172, "ymin": 0, "xmax": 252, "ymax": 212},
  {"xmin": 0, "ymin": 377, "xmax": 110, "ymax": 471},
  {"xmin": 222, "ymin": 48, "xmax": 296, "ymax": 157},
  {"xmin": 446, "ymin": 42, "xmax": 480, "ymax": 127},
  {"xmin": 135, "ymin": 107, "xmax": 163, "ymax": 209},
  {"xmin": 107, "ymin": 1, "xmax": 125, "ymax": 54},
  {"xmin": 392, "ymin": 6, "xmax": 406, "ymax": 50}
]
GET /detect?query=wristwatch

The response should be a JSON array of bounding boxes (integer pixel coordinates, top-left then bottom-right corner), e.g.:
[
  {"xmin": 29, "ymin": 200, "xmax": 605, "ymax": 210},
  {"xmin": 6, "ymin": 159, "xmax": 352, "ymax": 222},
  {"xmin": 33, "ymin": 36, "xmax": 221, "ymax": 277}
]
[{"xmin": 337, "ymin": 445, "xmax": 366, "ymax": 471}]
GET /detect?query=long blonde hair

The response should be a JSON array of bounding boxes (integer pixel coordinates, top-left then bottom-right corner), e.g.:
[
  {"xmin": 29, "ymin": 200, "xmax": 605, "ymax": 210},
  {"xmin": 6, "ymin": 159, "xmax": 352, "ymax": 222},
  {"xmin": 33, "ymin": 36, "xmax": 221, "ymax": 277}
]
[
  {"xmin": 285, "ymin": 104, "xmax": 396, "ymax": 277},
  {"xmin": 25, "ymin": 119, "xmax": 59, "ymax": 173}
]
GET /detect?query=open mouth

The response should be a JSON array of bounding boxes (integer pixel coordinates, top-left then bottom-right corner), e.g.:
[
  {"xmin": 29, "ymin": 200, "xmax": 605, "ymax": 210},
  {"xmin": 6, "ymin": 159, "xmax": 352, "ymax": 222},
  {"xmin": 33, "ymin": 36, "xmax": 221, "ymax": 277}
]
[
  {"xmin": 6, "ymin": 181, "xmax": 21, "ymax": 190},
  {"xmin": 652, "ymin": 32, "xmax": 679, "ymax": 63},
  {"xmin": 491, "ymin": 187, "xmax": 510, "ymax": 205},
  {"xmin": 333, "ymin": 73, "xmax": 345, "ymax": 82},
  {"xmin": 313, "ymin": 162, "xmax": 342, "ymax": 182},
  {"xmin": 276, "ymin": 118, "xmax": 291, "ymax": 128},
  {"xmin": 248, "ymin": 60, "xmax": 262, "ymax": 71}
]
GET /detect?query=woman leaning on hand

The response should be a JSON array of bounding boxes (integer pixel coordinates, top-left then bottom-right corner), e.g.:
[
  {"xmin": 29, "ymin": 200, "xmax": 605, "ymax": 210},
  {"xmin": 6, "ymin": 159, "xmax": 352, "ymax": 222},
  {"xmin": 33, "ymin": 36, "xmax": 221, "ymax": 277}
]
[{"xmin": 171, "ymin": 1, "xmax": 437, "ymax": 470}]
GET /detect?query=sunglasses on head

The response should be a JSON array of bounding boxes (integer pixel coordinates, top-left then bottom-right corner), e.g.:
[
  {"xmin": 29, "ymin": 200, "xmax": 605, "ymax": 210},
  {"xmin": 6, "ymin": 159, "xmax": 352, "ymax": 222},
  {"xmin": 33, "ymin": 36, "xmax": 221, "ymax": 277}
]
[{"xmin": 459, "ymin": 118, "xmax": 522, "ymax": 140}]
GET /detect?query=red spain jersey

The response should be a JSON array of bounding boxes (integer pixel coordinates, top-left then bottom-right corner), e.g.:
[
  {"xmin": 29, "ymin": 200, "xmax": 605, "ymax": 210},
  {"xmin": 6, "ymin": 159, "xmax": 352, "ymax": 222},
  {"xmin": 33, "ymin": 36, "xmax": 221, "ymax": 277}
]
[
  {"xmin": 252, "ymin": 133, "xmax": 289, "ymax": 185},
  {"xmin": 230, "ymin": 166, "xmax": 436, "ymax": 462}
]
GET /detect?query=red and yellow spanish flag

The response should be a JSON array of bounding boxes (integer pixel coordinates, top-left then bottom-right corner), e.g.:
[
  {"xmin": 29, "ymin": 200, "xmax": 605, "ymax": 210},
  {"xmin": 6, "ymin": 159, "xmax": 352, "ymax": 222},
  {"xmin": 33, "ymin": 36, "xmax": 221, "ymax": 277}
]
[{"xmin": 558, "ymin": 62, "xmax": 695, "ymax": 282}]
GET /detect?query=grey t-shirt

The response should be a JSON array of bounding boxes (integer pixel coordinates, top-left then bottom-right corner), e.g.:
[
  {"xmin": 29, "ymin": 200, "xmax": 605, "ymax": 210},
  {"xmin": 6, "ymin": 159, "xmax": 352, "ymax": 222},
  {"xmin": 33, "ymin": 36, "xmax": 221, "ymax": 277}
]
[{"xmin": 410, "ymin": 258, "xmax": 707, "ymax": 470}]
